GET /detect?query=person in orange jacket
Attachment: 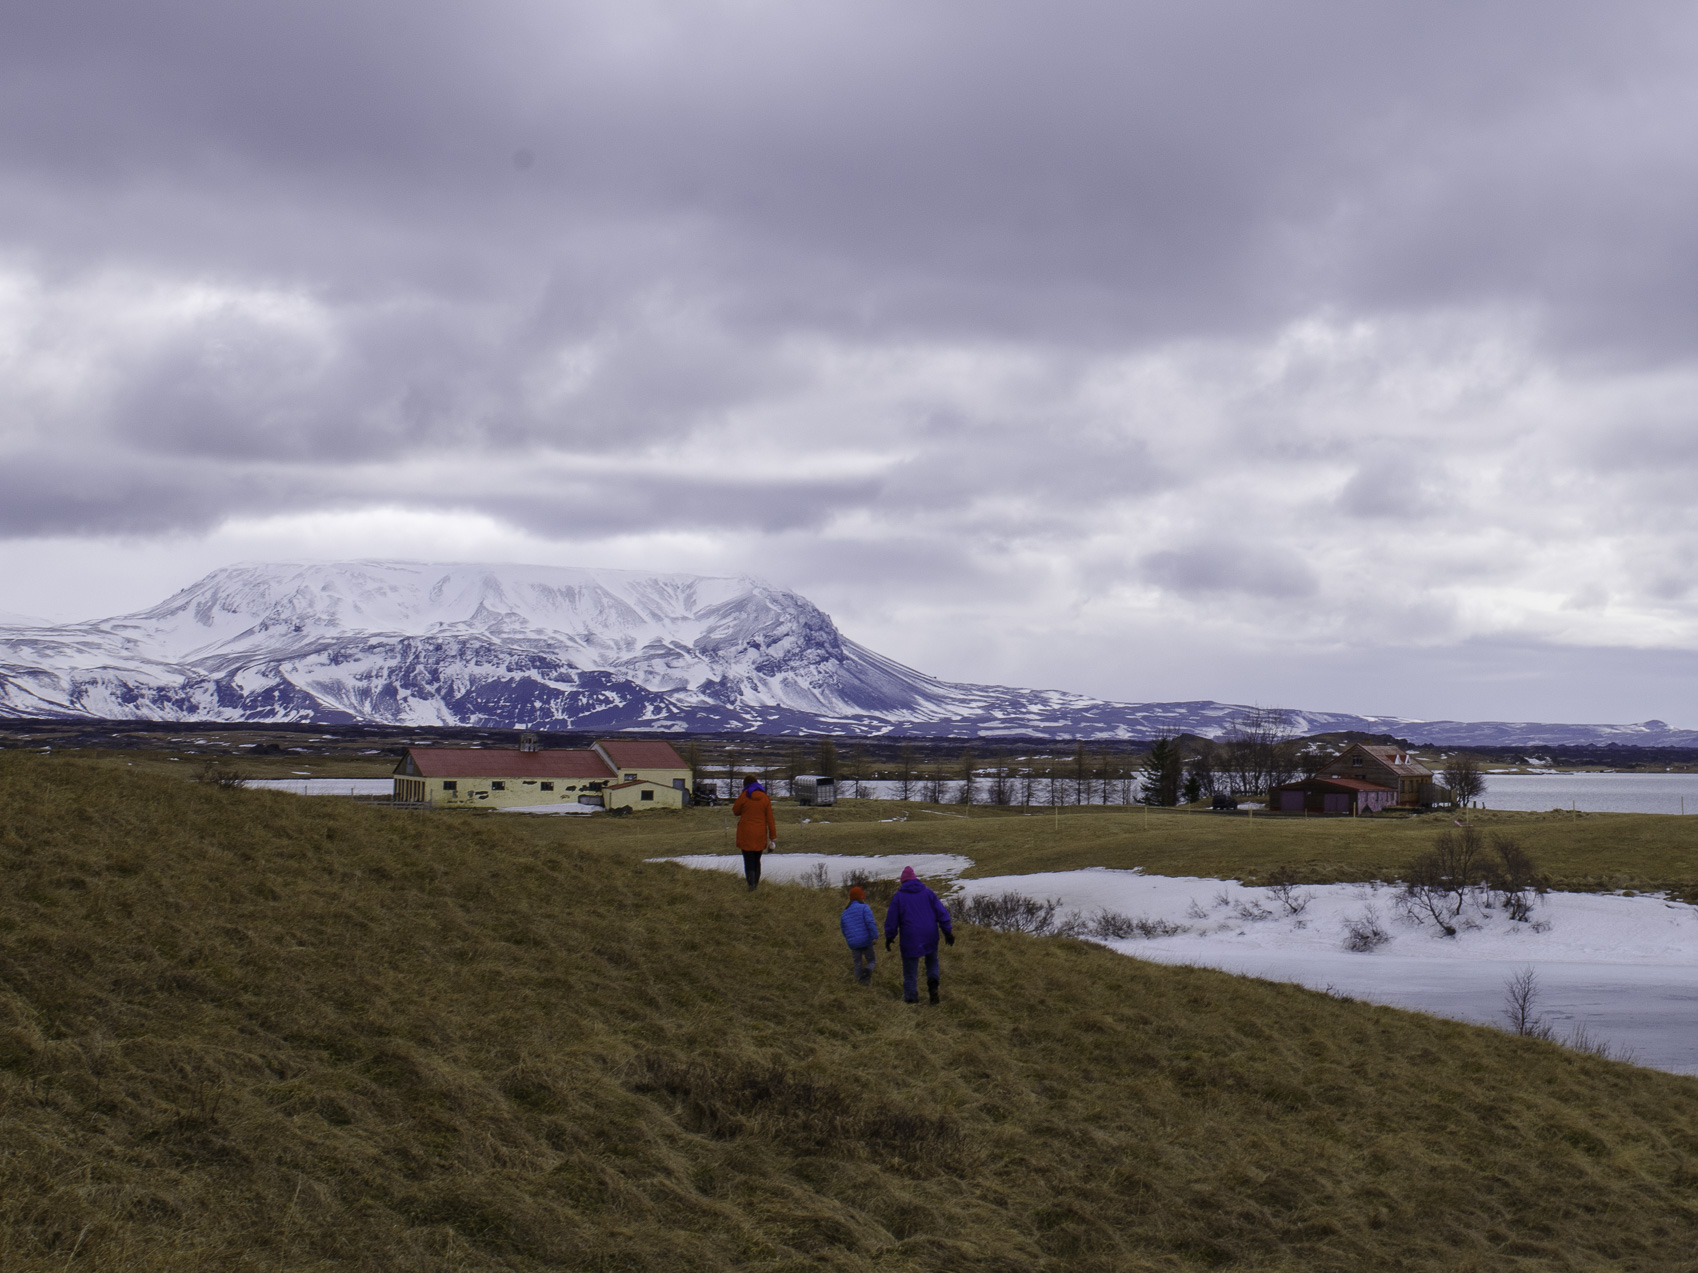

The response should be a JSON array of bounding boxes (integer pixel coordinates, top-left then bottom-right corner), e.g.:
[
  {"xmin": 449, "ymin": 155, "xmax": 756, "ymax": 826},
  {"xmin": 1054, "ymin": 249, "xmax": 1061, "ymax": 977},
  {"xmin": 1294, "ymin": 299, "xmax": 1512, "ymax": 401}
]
[{"xmin": 732, "ymin": 774, "xmax": 777, "ymax": 891}]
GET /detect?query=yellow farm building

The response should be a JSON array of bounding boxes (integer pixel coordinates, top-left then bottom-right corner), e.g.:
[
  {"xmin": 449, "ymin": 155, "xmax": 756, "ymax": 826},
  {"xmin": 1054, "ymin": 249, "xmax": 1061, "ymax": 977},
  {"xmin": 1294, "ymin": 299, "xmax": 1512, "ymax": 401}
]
[{"xmin": 393, "ymin": 739, "xmax": 691, "ymax": 811}]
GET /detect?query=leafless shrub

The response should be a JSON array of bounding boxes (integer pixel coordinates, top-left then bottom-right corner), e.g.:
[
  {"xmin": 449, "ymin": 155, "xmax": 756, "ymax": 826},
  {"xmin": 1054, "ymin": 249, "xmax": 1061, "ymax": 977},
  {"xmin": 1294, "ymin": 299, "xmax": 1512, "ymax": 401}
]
[
  {"xmin": 1565, "ymin": 1022, "xmax": 1637, "ymax": 1065},
  {"xmin": 1502, "ymin": 966, "xmax": 1554, "ymax": 1039},
  {"xmin": 1185, "ymin": 900, "xmax": 1209, "ymax": 920},
  {"xmin": 1342, "ymin": 906, "xmax": 1390, "ymax": 952},
  {"xmin": 1232, "ymin": 898, "xmax": 1274, "ymax": 923},
  {"xmin": 1264, "ymin": 867, "xmax": 1312, "ymax": 916},
  {"xmin": 1398, "ymin": 826, "xmax": 1491, "ymax": 936},
  {"xmin": 1486, "ymin": 834, "xmax": 1545, "ymax": 922},
  {"xmin": 197, "ymin": 760, "xmax": 244, "ymax": 788},
  {"xmin": 1089, "ymin": 910, "xmax": 1189, "ymax": 940},
  {"xmin": 841, "ymin": 869, "xmax": 898, "ymax": 909},
  {"xmin": 957, "ymin": 892, "xmax": 1065, "ymax": 935},
  {"xmin": 795, "ymin": 862, "xmax": 831, "ymax": 889}
]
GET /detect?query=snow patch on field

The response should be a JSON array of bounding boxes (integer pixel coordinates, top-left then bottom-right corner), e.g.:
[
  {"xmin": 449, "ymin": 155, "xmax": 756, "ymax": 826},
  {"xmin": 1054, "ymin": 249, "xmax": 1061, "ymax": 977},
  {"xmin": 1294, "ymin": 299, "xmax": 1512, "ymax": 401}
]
[{"xmin": 652, "ymin": 852, "xmax": 973, "ymax": 883}]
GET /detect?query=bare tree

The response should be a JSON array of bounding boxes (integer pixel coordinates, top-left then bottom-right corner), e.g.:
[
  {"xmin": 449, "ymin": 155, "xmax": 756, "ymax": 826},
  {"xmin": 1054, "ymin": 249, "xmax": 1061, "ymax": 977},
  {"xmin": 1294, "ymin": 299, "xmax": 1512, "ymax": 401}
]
[
  {"xmin": 923, "ymin": 762, "xmax": 945, "ymax": 803},
  {"xmin": 848, "ymin": 744, "xmax": 868, "ymax": 798},
  {"xmin": 988, "ymin": 753, "xmax": 1014, "ymax": 805},
  {"xmin": 1019, "ymin": 762, "xmax": 1037, "ymax": 807},
  {"xmin": 816, "ymin": 736, "xmax": 839, "ymax": 779},
  {"xmin": 1441, "ymin": 753, "xmax": 1486, "ymax": 809},
  {"xmin": 1071, "ymin": 741, "xmax": 1089, "ymax": 805},
  {"xmin": 895, "ymin": 742, "xmax": 916, "ymax": 801},
  {"xmin": 956, "ymin": 746, "xmax": 976, "ymax": 804},
  {"xmin": 1502, "ymin": 966, "xmax": 1553, "ymax": 1038},
  {"xmin": 1217, "ymin": 707, "xmax": 1302, "ymax": 800}
]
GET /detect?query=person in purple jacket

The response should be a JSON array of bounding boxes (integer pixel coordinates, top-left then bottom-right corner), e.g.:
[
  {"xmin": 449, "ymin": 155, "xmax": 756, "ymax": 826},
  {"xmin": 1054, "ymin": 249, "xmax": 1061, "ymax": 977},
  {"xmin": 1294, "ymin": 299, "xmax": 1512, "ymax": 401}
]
[{"xmin": 883, "ymin": 866, "xmax": 955, "ymax": 1004}]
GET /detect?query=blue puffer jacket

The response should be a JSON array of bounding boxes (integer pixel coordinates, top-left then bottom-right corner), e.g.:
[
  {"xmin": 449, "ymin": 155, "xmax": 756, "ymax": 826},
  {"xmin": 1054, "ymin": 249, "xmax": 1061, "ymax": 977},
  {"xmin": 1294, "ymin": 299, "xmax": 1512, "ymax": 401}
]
[
  {"xmin": 883, "ymin": 879, "xmax": 953, "ymax": 957},
  {"xmin": 839, "ymin": 900, "xmax": 879, "ymax": 949}
]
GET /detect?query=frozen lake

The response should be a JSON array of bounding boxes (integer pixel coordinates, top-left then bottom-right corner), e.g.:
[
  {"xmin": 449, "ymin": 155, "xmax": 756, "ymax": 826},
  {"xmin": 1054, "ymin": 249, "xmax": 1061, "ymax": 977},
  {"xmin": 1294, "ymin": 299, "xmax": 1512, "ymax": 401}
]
[
  {"xmin": 1483, "ymin": 771, "xmax": 1698, "ymax": 814},
  {"xmin": 657, "ymin": 853, "xmax": 1698, "ymax": 1077}
]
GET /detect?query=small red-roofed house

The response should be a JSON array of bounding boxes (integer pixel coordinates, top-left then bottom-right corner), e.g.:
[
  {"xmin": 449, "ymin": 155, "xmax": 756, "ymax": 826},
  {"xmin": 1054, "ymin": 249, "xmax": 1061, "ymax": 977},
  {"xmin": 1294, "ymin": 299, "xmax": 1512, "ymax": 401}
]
[{"xmin": 591, "ymin": 739, "xmax": 692, "ymax": 796}]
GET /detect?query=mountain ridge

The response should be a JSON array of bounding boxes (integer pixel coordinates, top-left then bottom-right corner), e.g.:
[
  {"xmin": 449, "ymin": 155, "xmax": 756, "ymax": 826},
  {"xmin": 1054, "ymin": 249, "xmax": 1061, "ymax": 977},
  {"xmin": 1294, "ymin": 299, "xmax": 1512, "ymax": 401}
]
[{"xmin": 0, "ymin": 559, "xmax": 1690, "ymax": 747}]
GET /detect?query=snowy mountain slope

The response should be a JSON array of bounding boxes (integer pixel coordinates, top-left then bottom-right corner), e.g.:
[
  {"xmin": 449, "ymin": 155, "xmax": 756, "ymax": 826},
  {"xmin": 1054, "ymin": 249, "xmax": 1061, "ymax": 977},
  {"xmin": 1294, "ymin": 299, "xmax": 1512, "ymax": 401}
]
[{"xmin": 0, "ymin": 560, "xmax": 1691, "ymax": 744}]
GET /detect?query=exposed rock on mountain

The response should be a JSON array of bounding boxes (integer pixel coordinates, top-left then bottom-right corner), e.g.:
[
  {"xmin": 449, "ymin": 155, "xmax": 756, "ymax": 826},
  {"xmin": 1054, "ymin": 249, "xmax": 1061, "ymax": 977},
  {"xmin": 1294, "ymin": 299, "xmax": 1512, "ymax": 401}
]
[{"xmin": 0, "ymin": 561, "xmax": 1689, "ymax": 745}]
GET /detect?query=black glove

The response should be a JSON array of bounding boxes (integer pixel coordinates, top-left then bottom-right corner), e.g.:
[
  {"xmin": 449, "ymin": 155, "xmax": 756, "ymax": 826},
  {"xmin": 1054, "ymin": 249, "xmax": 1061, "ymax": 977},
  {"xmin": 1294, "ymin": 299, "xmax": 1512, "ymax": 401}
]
[
  {"xmin": 944, "ymin": 931, "xmax": 955, "ymax": 946},
  {"xmin": 884, "ymin": 937, "xmax": 894, "ymax": 951}
]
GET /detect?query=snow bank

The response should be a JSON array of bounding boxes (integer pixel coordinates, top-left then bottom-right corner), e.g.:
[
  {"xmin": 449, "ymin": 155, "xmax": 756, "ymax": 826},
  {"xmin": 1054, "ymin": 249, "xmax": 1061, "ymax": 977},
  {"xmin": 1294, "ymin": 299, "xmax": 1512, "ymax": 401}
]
[
  {"xmin": 500, "ymin": 802, "xmax": 602, "ymax": 816},
  {"xmin": 651, "ymin": 852, "xmax": 972, "ymax": 884}
]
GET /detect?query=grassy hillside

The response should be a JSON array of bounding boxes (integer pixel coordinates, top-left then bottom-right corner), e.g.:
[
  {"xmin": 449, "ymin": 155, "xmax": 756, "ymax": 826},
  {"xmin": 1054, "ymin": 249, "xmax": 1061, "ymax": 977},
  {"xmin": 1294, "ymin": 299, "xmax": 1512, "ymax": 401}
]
[{"xmin": 3, "ymin": 754, "xmax": 1698, "ymax": 1271}]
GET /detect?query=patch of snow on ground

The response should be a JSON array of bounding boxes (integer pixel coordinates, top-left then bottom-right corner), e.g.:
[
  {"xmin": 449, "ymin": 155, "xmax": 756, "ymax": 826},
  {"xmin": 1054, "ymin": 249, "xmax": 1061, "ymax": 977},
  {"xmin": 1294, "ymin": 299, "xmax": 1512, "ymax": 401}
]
[
  {"xmin": 245, "ymin": 778, "xmax": 394, "ymax": 796},
  {"xmin": 501, "ymin": 802, "xmax": 601, "ymax": 815},
  {"xmin": 652, "ymin": 852, "xmax": 973, "ymax": 884}
]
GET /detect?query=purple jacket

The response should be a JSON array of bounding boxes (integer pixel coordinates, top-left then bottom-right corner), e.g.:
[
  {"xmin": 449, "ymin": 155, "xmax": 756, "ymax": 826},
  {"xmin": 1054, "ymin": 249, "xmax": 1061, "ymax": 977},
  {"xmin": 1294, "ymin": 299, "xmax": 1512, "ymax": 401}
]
[{"xmin": 884, "ymin": 879, "xmax": 953, "ymax": 958}]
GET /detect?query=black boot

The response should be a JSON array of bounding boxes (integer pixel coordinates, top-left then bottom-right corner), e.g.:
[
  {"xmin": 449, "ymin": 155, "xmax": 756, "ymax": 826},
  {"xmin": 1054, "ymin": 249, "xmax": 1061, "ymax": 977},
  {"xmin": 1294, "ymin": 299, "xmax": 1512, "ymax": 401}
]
[{"xmin": 927, "ymin": 978, "xmax": 940, "ymax": 1005}]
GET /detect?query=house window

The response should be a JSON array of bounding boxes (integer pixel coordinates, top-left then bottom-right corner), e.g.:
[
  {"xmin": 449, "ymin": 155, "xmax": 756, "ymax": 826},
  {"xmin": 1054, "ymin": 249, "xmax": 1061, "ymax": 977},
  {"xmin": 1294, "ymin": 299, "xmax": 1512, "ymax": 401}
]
[
  {"xmin": 541, "ymin": 782, "xmax": 554, "ymax": 791},
  {"xmin": 492, "ymin": 781, "xmax": 506, "ymax": 791},
  {"xmin": 1351, "ymin": 756, "xmax": 1362, "ymax": 766},
  {"xmin": 624, "ymin": 773, "xmax": 637, "ymax": 781},
  {"xmin": 442, "ymin": 780, "xmax": 457, "ymax": 792},
  {"xmin": 640, "ymin": 789, "xmax": 654, "ymax": 801}
]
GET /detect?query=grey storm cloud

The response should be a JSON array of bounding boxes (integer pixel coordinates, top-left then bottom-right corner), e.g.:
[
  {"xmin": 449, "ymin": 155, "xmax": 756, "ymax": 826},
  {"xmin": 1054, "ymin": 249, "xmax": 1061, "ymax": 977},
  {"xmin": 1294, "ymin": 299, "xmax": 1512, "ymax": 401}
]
[{"xmin": 6, "ymin": 1, "xmax": 1698, "ymax": 721}]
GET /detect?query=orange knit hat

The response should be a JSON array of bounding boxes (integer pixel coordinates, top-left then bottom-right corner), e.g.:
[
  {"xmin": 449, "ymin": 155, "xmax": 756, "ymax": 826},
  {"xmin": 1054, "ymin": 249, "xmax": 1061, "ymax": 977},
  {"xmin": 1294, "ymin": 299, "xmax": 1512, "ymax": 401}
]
[{"xmin": 848, "ymin": 886, "xmax": 866, "ymax": 901}]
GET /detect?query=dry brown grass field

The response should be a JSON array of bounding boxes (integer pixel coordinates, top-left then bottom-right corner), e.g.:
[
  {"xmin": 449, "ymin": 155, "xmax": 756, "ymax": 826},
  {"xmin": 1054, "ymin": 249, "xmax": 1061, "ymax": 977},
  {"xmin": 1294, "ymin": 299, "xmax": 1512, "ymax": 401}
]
[{"xmin": 5, "ymin": 752, "xmax": 1698, "ymax": 1271}]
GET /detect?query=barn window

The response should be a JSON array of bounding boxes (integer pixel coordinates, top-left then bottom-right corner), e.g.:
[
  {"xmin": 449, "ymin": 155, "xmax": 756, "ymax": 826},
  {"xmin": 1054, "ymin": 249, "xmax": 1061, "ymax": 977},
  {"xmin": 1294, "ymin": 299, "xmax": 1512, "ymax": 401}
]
[
  {"xmin": 492, "ymin": 781, "xmax": 506, "ymax": 791},
  {"xmin": 624, "ymin": 773, "xmax": 638, "ymax": 781},
  {"xmin": 1351, "ymin": 756, "xmax": 1362, "ymax": 766},
  {"xmin": 641, "ymin": 789, "xmax": 654, "ymax": 801},
  {"xmin": 442, "ymin": 780, "xmax": 457, "ymax": 792},
  {"xmin": 541, "ymin": 781, "xmax": 554, "ymax": 791}
]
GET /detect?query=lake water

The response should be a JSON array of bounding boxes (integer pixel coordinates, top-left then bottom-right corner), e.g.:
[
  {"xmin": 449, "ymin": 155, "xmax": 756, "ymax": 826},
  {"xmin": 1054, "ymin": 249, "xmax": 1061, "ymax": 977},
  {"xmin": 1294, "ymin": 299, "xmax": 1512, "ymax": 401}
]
[
  {"xmin": 1483, "ymin": 772, "xmax": 1698, "ymax": 815},
  {"xmin": 243, "ymin": 771, "xmax": 1698, "ymax": 815}
]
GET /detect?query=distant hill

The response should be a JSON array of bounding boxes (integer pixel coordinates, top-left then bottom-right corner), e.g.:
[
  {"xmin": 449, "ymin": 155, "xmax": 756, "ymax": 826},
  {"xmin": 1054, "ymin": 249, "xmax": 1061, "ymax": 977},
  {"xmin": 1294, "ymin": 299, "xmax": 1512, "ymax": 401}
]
[{"xmin": 0, "ymin": 559, "xmax": 1690, "ymax": 745}]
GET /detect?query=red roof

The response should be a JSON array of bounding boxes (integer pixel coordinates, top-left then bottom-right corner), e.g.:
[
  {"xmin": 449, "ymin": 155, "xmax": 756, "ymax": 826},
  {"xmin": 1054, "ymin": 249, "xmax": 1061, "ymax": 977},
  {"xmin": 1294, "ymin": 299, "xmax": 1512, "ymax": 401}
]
[
  {"xmin": 403, "ymin": 748, "xmax": 613, "ymax": 779},
  {"xmin": 595, "ymin": 739, "xmax": 688, "ymax": 770},
  {"xmin": 1281, "ymin": 776, "xmax": 1395, "ymax": 793}
]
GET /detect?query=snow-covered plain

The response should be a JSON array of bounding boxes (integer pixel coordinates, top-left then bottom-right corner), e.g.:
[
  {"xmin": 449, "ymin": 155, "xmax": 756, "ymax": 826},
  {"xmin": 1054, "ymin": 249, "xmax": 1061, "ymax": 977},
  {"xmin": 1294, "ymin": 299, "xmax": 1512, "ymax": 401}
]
[{"xmin": 657, "ymin": 853, "xmax": 1698, "ymax": 1076}]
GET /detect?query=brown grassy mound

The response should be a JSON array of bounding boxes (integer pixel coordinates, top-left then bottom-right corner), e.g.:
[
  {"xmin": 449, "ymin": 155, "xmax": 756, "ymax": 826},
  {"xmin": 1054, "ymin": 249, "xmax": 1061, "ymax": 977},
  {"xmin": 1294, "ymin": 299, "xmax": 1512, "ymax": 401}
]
[{"xmin": 3, "ymin": 752, "xmax": 1698, "ymax": 1271}]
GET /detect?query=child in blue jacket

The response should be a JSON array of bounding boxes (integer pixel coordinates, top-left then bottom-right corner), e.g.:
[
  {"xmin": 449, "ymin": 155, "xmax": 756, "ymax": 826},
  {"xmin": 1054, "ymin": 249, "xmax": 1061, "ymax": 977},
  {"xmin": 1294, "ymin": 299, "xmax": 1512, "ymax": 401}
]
[{"xmin": 840, "ymin": 886, "xmax": 879, "ymax": 984}]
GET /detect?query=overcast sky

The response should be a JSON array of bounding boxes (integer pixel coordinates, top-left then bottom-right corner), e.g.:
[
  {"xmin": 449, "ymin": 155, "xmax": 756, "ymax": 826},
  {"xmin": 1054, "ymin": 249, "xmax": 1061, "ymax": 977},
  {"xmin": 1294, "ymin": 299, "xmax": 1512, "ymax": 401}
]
[{"xmin": 4, "ymin": 1, "xmax": 1698, "ymax": 724}]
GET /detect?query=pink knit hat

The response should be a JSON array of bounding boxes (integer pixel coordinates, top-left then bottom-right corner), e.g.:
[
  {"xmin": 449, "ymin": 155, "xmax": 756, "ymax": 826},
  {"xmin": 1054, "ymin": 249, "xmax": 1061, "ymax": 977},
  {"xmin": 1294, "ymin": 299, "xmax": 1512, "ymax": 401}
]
[{"xmin": 900, "ymin": 866, "xmax": 917, "ymax": 882}]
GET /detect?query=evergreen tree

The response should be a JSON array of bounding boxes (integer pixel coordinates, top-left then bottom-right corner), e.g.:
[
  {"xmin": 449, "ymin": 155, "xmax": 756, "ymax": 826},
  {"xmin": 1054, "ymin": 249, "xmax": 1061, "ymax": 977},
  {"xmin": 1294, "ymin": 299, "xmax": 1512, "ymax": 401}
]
[{"xmin": 1140, "ymin": 737, "xmax": 1183, "ymax": 806}]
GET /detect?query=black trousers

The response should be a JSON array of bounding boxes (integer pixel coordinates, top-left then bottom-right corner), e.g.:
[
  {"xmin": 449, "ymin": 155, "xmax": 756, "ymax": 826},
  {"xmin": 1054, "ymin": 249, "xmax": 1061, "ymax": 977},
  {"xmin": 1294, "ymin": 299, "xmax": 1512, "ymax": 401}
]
[{"xmin": 742, "ymin": 851, "xmax": 762, "ymax": 889}]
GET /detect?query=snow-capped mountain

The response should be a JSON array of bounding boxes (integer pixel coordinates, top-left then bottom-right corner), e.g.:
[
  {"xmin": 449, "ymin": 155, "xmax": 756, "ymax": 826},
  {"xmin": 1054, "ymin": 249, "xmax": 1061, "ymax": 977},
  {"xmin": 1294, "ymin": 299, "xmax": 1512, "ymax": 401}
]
[{"xmin": 0, "ymin": 560, "xmax": 1691, "ymax": 745}]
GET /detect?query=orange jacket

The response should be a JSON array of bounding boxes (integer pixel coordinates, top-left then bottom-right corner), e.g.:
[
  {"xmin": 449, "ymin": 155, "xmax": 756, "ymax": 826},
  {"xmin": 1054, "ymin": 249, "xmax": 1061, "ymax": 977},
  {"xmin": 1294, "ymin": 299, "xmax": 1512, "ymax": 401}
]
[{"xmin": 732, "ymin": 787, "xmax": 777, "ymax": 853}]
